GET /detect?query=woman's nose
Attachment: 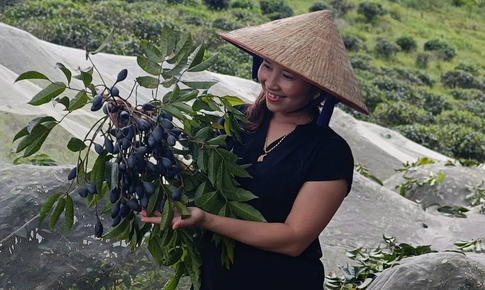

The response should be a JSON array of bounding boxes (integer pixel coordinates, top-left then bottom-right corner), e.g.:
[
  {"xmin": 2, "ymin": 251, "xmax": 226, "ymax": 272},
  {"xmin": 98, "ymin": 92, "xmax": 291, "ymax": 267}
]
[{"xmin": 264, "ymin": 72, "xmax": 279, "ymax": 90}]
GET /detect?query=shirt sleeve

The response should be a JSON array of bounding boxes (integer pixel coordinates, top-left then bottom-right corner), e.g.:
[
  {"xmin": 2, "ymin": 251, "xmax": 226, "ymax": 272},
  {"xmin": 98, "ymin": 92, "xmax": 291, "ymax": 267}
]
[{"xmin": 306, "ymin": 136, "xmax": 354, "ymax": 195}]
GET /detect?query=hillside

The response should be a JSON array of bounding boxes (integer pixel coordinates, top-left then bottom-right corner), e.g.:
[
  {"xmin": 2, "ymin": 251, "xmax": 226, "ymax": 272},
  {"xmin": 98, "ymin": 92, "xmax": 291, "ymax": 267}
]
[{"xmin": 1, "ymin": 0, "xmax": 485, "ymax": 164}]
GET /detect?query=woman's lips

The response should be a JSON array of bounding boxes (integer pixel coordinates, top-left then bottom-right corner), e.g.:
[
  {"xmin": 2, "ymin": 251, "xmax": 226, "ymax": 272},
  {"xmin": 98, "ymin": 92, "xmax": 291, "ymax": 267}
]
[{"xmin": 266, "ymin": 92, "xmax": 285, "ymax": 102}]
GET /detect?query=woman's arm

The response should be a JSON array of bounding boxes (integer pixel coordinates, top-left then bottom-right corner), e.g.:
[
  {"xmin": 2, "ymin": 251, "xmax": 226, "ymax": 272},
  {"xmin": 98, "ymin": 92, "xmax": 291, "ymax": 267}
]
[{"xmin": 141, "ymin": 179, "xmax": 347, "ymax": 257}]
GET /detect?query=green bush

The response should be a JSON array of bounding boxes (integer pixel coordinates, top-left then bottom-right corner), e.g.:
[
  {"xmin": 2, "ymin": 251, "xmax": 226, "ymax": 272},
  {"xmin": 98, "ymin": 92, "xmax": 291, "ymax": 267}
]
[
  {"xmin": 231, "ymin": 0, "xmax": 253, "ymax": 9},
  {"xmin": 436, "ymin": 110, "xmax": 485, "ymax": 132},
  {"xmin": 449, "ymin": 89, "xmax": 485, "ymax": 101},
  {"xmin": 396, "ymin": 36, "xmax": 417, "ymax": 52},
  {"xmin": 329, "ymin": 0, "xmax": 355, "ymax": 15},
  {"xmin": 349, "ymin": 53, "xmax": 373, "ymax": 70},
  {"xmin": 309, "ymin": 2, "xmax": 334, "ymax": 13},
  {"xmin": 202, "ymin": 0, "xmax": 230, "ymax": 10},
  {"xmin": 259, "ymin": 0, "xmax": 294, "ymax": 20},
  {"xmin": 455, "ymin": 62, "xmax": 480, "ymax": 76},
  {"xmin": 372, "ymin": 101, "xmax": 433, "ymax": 127},
  {"xmin": 395, "ymin": 124, "xmax": 441, "ymax": 153},
  {"xmin": 374, "ymin": 39, "xmax": 400, "ymax": 59},
  {"xmin": 342, "ymin": 34, "xmax": 366, "ymax": 52},
  {"xmin": 380, "ymin": 67, "xmax": 434, "ymax": 87},
  {"xmin": 441, "ymin": 70, "xmax": 482, "ymax": 89},
  {"xmin": 415, "ymin": 52, "xmax": 432, "ymax": 69},
  {"xmin": 212, "ymin": 17, "xmax": 242, "ymax": 30},
  {"xmin": 419, "ymin": 90, "xmax": 449, "ymax": 115},
  {"xmin": 357, "ymin": 1, "xmax": 387, "ymax": 22},
  {"xmin": 423, "ymin": 38, "xmax": 456, "ymax": 61},
  {"xmin": 357, "ymin": 77, "xmax": 387, "ymax": 112}
]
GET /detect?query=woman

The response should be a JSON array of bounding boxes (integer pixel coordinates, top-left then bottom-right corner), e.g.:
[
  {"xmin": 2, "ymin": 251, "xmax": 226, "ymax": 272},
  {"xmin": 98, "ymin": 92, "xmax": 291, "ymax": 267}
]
[{"xmin": 142, "ymin": 10, "xmax": 368, "ymax": 290}]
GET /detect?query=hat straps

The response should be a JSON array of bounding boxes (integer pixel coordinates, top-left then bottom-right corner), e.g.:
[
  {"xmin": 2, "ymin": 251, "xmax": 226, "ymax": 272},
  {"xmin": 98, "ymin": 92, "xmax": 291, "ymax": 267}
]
[
  {"xmin": 252, "ymin": 55, "xmax": 263, "ymax": 81},
  {"xmin": 317, "ymin": 93, "xmax": 339, "ymax": 127}
]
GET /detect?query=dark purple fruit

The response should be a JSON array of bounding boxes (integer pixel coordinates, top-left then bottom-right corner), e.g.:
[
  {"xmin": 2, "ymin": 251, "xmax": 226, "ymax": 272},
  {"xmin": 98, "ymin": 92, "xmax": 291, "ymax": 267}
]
[
  {"xmin": 166, "ymin": 135, "xmax": 176, "ymax": 146},
  {"xmin": 119, "ymin": 110, "xmax": 129, "ymax": 120},
  {"xmin": 161, "ymin": 157, "xmax": 172, "ymax": 169},
  {"xmin": 142, "ymin": 102, "xmax": 154, "ymax": 111},
  {"xmin": 152, "ymin": 125, "xmax": 164, "ymax": 142},
  {"xmin": 143, "ymin": 181, "xmax": 155, "ymax": 195},
  {"xmin": 112, "ymin": 215, "xmax": 122, "ymax": 227},
  {"xmin": 104, "ymin": 137, "xmax": 114, "ymax": 153},
  {"xmin": 86, "ymin": 182, "xmax": 97, "ymax": 194},
  {"xmin": 146, "ymin": 162, "xmax": 158, "ymax": 176},
  {"xmin": 111, "ymin": 202, "xmax": 120, "ymax": 218},
  {"xmin": 91, "ymin": 94, "xmax": 103, "ymax": 111},
  {"xmin": 111, "ymin": 86, "xmax": 120, "ymax": 97},
  {"xmin": 127, "ymin": 155, "xmax": 137, "ymax": 170},
  {"xmin": 171, "ymin": 187, "xmax": 182, "ymax": 201},
  {"xmin": 147, "ymin": 135, "xmax": 156, "ymax": 148},
  {"xmin": 135, "ymin": 118, "xmax": 150, "ymax": 132},
  {"xmin": 160, "ymin": 110, "xmax": 173, "ymax": 121},
  {"xmin": 78, "ymin": 187, "xmax": 88, "ymax": 198},
  {"xmin": 140, "ymin": 196, "xmax": 149, "ymax": 208},
  {"xmin": 68, "ymin": 167, "xmax": 77, "ymax": 180},
  {"xmin": 120, "ymin": 204, "xmax": 131, "ymax": 218},
  {"xmin": 94, "ymin": 220, "xmax": 103, "ymax": 238},
  {"xmin": 121, "ymin": 138, "xmax": 130, "ymax": 150},
  {"xmin": 160, "ymin": 118, "xmax": 174, "ymax": 130},
  {"xmin": 137, "ymin": 146, "xmax": 148, "ymax": 156},
  {"xmin": 135, "ymin": 184, "xmax": 145, "ymax": 199},
  {"xmin": 116, "ymin": 69, "xmax": 128, "ymax": 82},
  {"xmin": 128, "ymin": 199, "xmax": 142, "ymax": 212},
  {"xmin": 110, "ymin": 188, "xmax": 120, "ymax": 204},
  {"xmin": 94, "ymin": 143, "xmax": 103, "ymax": 155}
]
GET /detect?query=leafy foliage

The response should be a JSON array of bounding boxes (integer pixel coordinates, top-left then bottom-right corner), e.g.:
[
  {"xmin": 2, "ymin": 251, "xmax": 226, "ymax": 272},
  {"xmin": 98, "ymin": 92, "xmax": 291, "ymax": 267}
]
[
  {"xmin": 357, "ymin": 1, "xmax": 387, "ymax": 22},
  {"xmin": 324, "ymin": 235, "xmax": 436, "ymax": 290},
  {"xmin": 13, "ymin": 26, "xmax": 265, "ymax": 290},
  {"xmin": 259, "ymin": 0, "xmax": 294, "ymax": 20}
]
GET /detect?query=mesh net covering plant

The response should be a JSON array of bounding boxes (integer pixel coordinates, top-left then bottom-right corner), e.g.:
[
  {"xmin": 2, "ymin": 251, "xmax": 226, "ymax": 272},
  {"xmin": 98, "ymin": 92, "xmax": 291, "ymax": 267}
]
[{"xmin": 11, "ymin": 25, "xmax": 265, "ymax": 290}]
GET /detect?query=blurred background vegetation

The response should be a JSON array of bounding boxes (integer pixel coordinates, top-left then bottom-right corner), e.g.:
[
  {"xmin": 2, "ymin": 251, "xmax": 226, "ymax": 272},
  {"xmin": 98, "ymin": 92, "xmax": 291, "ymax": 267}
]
[{"xmin": 2, "ymin": 0, "xmax": 485, "ymax": 162}]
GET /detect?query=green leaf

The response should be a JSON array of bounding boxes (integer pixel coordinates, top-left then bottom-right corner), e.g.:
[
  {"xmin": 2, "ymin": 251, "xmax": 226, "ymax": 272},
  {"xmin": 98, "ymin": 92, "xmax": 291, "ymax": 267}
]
[
  {"xmin": 67, "ymin": 137, "xmax": 87, "ymax": 152},
  {"xmin": 221, "ymin": 95, "xmax": 246, "ymax": 107},
  {"xmin": 28, "ymin": 82, "xmax": 66, "ymax": 106},
  {"xmin": 38, "ymin": 193, "xmax": 62, "ymax": 226},
  {"xmin": 91, "ymin": 152, "xmax": 110, "ymax": 196},
  {"xmin": 63, "ymin": 195, "xmax": 74, "ymax": 235},
  {"xmin": 163, "ymin": 262, "xmax": 185, "ymax": 290},
  {"xmin": 160, "ymin": 25, "xmax": 175, "ymax": 57},
  {"xmin": 228, "ymin": 201, "xmax": 266, "ymax": 222},
  {"xmin": 181, "ymin": 81, "xmax": 218, "ymax": 90},
  {"xmin": 170, "ymin": 102, "xmax": 193, "ymax": 114},
  {"xmin": 206, "ymin": 135, "xmax": 226, "ymax": 146},
  {"xmin": 168, "ymin": 33, "xmax": 192, "ymax": 65},
  {"xmin": 174, "ymin": 200, "xmax": 191, "ymax": 218},
  {"xmin": 136, "ymin": 76, "xmax": 160, "ymax": 89},
  {"xmin": 225, "ymin": 188, "xmax": 258, "ymax": 202},
  {"xmin": 137, "ymin": 56, "xmax": 162, "ymax": 75},
  {"xmin": 194, "ymin": 190, "xmax": 219, "ymax": 210},
  {"xmin": 55, "ymin": 63, "xmax": 72, "ymax": 85},
  {"xmin": 15, "ymin": 71, "xmax": 50, "ymax": 82},
  {"xmin": 53, "ymin": 96, "xmax": 70, "ymax": 110},
  {"xmin": 147, "ymin": 234, "xmax": 164, "ymax": 265},
  {"xmin": 49, "ymin": 197, "xmax": 66, "ymax": 230},
  {"xmin": 73, "ymin": 69, "xmax": 93, "ymax": 88},
  {"xmin": 91, "ymin": 28, "xmax": 114, "ymax": 55},
  {"xmin": 13, "ymin": 127, "xmax": 28, "ymax": 142},
  {"xmin": 188, "ymin": 52, "xmax": 219, "ymax": 73},
  {"xmin": 17, "ymin": 123, "xmax": 56, "ymax": 157},
  {"xmin": 26, "ymin": 116, "xmax": 57, "ymax": 134},
  {"xmin": 187, "ymin": 43, "xmax": 205, "ymax": 70},
  {"xmin": 162, "ymin": 104, "xmax": 185, "ymax": 121},
  {"xmin": 176, "ymin": 89, "xmax": 199, "ymax": 103},
  {"xmin": 161, "ymin": 198, "xmax": 174, "ymax": 231},
  {"xmin": 110, "ymin": 162, "xmax": 119, "ymax": 190},
  {"xmin": 104, "ymin": 217, "xmax": 130, "ymax": 239},
  {"xmin": 69, "ymin": 90, "xmax": 89, "ymax": 111},
  {"xmin": 140, "ymin": 40, "xmax": 165, "ymax": 63}
]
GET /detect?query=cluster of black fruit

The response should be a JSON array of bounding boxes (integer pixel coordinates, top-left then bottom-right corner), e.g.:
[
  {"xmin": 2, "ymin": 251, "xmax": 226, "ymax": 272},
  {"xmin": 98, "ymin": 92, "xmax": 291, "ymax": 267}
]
[{"xmin": 68, "ymin": 69, "xmax": 185, "ymax": 238}]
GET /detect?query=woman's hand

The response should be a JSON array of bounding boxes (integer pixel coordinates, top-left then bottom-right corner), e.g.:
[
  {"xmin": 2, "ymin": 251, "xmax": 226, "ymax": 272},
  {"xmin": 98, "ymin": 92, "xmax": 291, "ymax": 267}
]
[{"xmin": 139, "ymin": 207, "xmax": 206, "ymax": 230}]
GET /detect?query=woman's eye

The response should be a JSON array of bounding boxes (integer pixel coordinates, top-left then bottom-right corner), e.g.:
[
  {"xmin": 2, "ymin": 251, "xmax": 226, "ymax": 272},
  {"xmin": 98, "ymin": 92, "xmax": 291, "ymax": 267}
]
[{"xmin": 283, "ymin": 74, "xmax": 294, "ymax": 80}]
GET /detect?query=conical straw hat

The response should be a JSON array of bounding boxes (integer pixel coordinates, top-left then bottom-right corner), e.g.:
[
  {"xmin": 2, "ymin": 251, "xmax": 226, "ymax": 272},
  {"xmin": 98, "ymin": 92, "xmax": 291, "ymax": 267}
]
[{"xmin": 218, "ymin": 10, "xmax": 369, "ymax": 115}]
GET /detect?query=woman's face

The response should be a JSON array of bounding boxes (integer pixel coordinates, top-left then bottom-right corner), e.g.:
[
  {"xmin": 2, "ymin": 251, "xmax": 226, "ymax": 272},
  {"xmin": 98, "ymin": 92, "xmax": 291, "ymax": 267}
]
[{"xmin": 257, "ymin": 59, "xmax": 315, "ymax": 114}]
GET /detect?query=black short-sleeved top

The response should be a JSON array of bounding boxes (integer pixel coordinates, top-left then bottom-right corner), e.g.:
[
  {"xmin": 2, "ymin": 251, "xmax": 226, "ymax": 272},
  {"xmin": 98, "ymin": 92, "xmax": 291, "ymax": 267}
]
[{"xmin": 198, "ymin": 112, "xmax": 354, "ymax": 290}]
